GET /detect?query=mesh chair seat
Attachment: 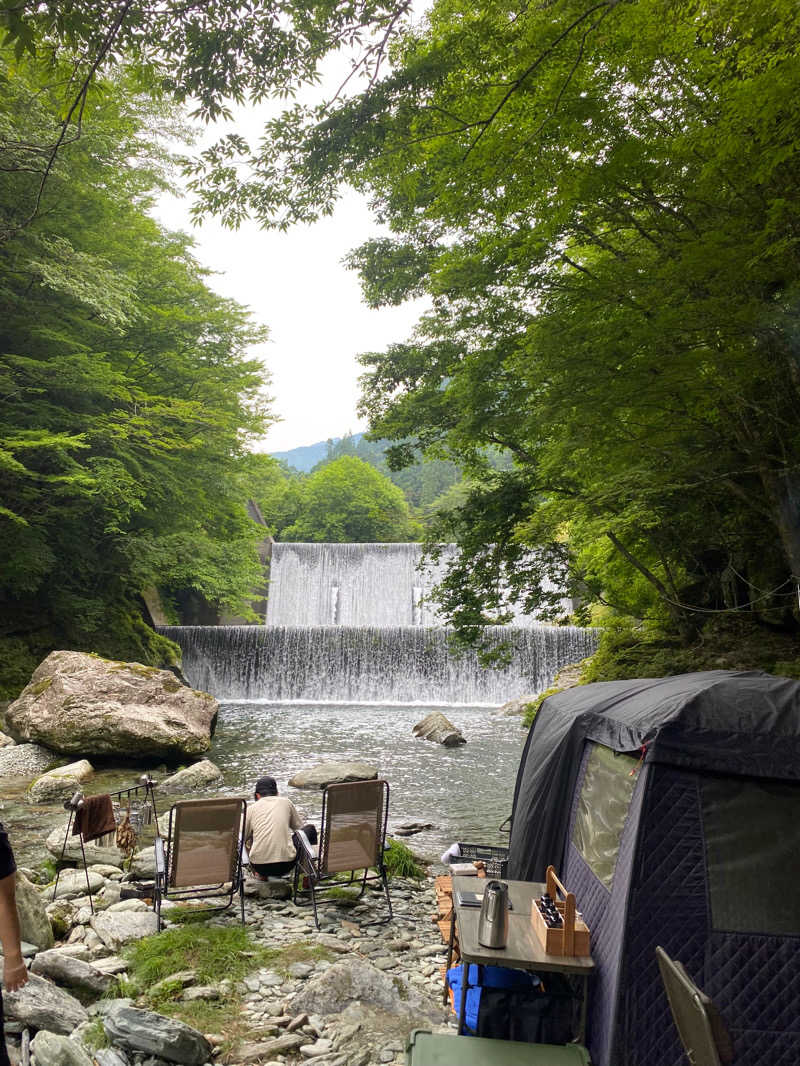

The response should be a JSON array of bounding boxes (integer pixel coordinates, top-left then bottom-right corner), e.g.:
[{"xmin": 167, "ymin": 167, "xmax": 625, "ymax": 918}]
[
  {"xmin": 293, "ymin": 779, "xmax": 392, "ymax": 929},
  {"xmin": 154, "ymin": 797, "xmax": 247, "ymax": 928}
]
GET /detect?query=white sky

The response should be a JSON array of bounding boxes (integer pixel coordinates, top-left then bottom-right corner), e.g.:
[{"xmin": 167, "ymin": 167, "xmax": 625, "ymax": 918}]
[{"xmin": 152, "ymin": 62, "xmax": 426, "ymax": 454}]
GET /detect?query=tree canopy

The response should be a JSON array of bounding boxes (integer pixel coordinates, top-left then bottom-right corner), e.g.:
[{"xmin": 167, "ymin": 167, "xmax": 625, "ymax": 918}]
[
  {"xmin": 250, "ymin": 454, "xmax": 421, "ymax": 542},
  {"xmin": 4, "ymin": 0, "xmax": 800, "ymax": 675},
  {"xmin": 0, "ymin": 55, "xmax": 272, "ymax": 694},
  {"xmin": 210, "ymin": 0, "xmax": 800, "ymax": 646}
]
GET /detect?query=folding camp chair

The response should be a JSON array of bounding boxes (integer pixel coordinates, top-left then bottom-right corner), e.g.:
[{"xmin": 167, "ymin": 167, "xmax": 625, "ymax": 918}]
[
  {"xmin": 656, "ymin": 946, "xmax": 735, "ymax": 1066},
  {"xmin": 153, "ymin": 797, "xmax": 247, "ymax": 929},
  {"xmin": 292, "ymin": 778, "xmax": 392, "ymax": 929}
]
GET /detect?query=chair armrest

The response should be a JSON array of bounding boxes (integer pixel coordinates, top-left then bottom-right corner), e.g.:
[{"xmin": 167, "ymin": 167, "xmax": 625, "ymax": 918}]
[
  {"xmin": 154, "ymin": 836, "xmax": 166, "ymax": 876},
  {"xmin": 294, "ymin": 829, "xmax": 318, "ymax": 862}
]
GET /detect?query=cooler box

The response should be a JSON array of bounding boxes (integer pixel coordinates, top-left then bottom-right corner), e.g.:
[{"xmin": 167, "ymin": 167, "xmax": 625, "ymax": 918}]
[{"xmin": 406, "ymin": 1030, "xmax": 591, "ymax": 1065}]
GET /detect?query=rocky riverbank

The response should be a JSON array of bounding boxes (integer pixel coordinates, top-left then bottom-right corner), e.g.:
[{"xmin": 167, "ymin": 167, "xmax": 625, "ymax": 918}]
[{"xmin": 4, "ymin": 860, "xmax": 455, "ymax": 1066}]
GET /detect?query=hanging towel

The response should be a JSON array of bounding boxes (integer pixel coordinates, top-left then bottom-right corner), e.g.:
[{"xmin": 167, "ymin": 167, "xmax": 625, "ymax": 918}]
[{"xmin": 73, "ymin": 794, "xmax": 116, "ymax": 842}]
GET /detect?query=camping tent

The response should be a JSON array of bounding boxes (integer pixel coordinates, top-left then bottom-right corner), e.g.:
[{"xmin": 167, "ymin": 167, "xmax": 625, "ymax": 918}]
[{"xmin": 507, "ymin": 670, "xmax": 800, "ymax": 1066}]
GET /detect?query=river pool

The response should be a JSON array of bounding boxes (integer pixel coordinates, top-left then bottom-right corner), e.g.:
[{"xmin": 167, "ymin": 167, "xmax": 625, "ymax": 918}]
[{"xmin": 2, "ymin": 701, "xmax": 526, "ymax": 869}]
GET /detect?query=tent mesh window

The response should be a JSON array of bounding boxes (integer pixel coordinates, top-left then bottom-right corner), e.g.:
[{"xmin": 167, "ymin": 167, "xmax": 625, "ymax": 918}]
[
  {"xmin": 571, "ymin": 743, "xmax": 638, "ymax": 890},
  {"xmin": 701, "ymin": 775, "xmax": 800, "ymax": 936}
]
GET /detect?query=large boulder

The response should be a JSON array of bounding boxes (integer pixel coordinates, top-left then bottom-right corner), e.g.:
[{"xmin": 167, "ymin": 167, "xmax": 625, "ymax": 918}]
[
  {"xmin": 289, "ymin": 761, "xmax": 378, "ymax": 789},
  {"xmin": 498, "ymin": 693, "xmax": 537, "ymax": 716},
  {"xmin": 90, "ymin": 909, "xmax": 158, "ymax": 950},
  {"xmin": 0, "ymin": 743, "xmax": 61, "ymax": 777},
  {"xmin": 51, "ymin": 869, "xmax": 105, "ymax": 900},
  {"xmin": 292, "ymin": 959, "xmax": 448, "ymax": 1023},
  {"xmin": 30, "ymin": 1030, "xmax": 94, "ymax": 1066},
  {"xmin": 1, "ymin": 962, "xmax": 88, "ymax": 1033},
  {"xmin": 103, "ymin": 1003, "xmax": 212, "ymax": 1065},
  {"xmin": 27, "ymin": 758, "xmax": 94, "ymax": 804},
  {"xmin": 15, "ymin": 871, "xmax": 54, "ymax": 950},
  {"xmin": 159, "ymin": 758, "xmax": 223, "ymax": 793},
  {"xmin": 6, "ymin": 651, "xmax": 218, "ymax": 760},
  {"xmin": 412, "ymin": 711, "xmax": 466, "ymax": 747},
  {"xmin": 30, "ymin": 948, "xmax": 113, "ymax": 997}
]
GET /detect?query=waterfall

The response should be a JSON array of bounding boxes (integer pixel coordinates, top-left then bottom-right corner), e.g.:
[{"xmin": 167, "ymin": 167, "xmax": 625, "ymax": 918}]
[
  {"xmin": 265, "ymin": 542, "xmax": 567, "ymax": 626},
  {"xmin": 158, "ymin": 624, "xmax": 598, "ymax": 704}
]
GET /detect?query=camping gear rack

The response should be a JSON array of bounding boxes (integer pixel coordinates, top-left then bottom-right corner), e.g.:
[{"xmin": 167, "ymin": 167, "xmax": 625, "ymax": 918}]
[
  {"xmin": 458, "ymin": 842, "xmax": 509, "ymax": 879},
  {"xmin": 51, "ymin": 774, "xmax": 159, "ymax": 914}
]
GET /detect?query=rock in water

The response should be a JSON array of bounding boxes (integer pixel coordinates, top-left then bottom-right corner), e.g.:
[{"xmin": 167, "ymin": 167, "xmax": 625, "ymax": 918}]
[
  {"xmin": 0, "ymin": 743, "xmax": 61, "ymax": 776},
  {"xmin": 412, "ymin": 712, "xmax": 466, "ymax": 747},
  {"xmin": 27, "ymin": 758, "xmax": 94, "ymax": 803},
  {"xmin": 103, "ymin": 1003, "xmax": 212, "ymax": 1065},
  {"xmin": 6, "ymin": 650, "xmax": 218, "ymax": 760},
  {"xmin": 159, "ymin": 758, "xmax": 223, "ymax": 793},
  {"xmin": 289, "ymin": 761, "xmax": 378, "ymax": 789}
]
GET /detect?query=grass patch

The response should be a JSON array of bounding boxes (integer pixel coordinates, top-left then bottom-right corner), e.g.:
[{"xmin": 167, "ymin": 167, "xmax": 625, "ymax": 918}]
[
  {"xmin": 166, "ymin": 905, "xmax": 220, "ymax": 925},
  {"xmin": 384, "ymin": 838, "xmax": 425, "ymax": 880},
  {"xmin": 320, "ymin": 885, "xmax": 361, "ymax": 906},
  {"xmin": 120, "ymin": 922, "xmax": 332, "ymax": 1057},
  {"xmin": 81, "ymin": 1018, "xmax": 109, "ymax": 1052},
  {"xmin": 123, "ymin": 924, "xmax": 272, "ymax": 989}
]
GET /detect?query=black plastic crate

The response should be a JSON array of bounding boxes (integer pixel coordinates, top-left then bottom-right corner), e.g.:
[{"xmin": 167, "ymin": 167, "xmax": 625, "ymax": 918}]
[{"xmin": 458, "ymin": 842, "xmax": 509, "ymax": 878}]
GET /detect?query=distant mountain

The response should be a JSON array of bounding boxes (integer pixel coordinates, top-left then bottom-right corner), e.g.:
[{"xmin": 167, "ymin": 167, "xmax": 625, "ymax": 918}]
[{"xmin": 271, "ymin": 433, "xmax": 364, "ymax": 473}]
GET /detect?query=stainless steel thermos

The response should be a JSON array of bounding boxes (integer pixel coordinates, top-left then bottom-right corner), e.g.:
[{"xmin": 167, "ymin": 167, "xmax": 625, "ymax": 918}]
[{"xmin": 477, "ymin": 879, "xmax": 510, "ymax": 948}]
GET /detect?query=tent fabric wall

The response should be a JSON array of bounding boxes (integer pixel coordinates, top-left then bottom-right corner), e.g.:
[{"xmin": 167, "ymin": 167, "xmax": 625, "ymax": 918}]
[
  {"xmin": 508, "ymin": 670, "xmax": 800, "ymax": 884},
  {"xmin": 507, "ymin": 671, "xmax": 800, "ymax": 1066},
  {"xmin": 563, "ymin": 752, "xmax": 653, "ymax": 1066}
]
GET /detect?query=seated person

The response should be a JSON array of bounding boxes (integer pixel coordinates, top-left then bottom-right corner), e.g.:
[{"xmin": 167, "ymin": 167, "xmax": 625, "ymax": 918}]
[{"xmin": 244, "ymin": 775, "xmax": 316, "ymax": 880}]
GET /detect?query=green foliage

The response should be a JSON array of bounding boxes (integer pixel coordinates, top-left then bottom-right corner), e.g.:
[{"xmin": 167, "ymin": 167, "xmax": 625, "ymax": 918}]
[
  {"xmin": 384, "ymin": 837, "xmax": 425, "ymax": 880},
  {"xmin": 280, "ymin": 456, "xmax": 422, "ymax": 542},
  {"xmin": 0, "ymin": 54, "xmax": 272, "ymax": 694},
  {"xmin": 522, "ymin": 692, "xmax": 554, "ymax": 730},
  {"xmin": 80, "ymin": 1018, "xmax": 109, "ymax": 1053},
  {"xmin": 206, "ymin": 0, "xmax": 800, "ymax": 651},
  {"xmin": 584, "ymin": 616, "xmax": 800, "ymax": 685}
]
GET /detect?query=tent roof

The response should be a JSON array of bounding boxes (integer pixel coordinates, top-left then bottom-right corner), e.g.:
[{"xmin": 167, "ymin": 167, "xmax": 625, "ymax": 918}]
[
  {"xmin": 508, "ymin": 670, "xmax": 800, "ymax": 882},
  {"xmin": 543, "ymin": 669, "xmax": 800, "ymax": 775}
]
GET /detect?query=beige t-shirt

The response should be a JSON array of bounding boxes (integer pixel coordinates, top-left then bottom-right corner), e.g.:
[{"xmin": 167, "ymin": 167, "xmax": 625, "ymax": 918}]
[{"xmin": 244, "ymin": 796, "xmax": 304, "ymax": 864}]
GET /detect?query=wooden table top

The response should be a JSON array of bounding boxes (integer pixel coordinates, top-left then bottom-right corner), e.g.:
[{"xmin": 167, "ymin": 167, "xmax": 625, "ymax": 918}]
[{"xmin": 452, "ymin": 876, "xmax": 595, "ymax": 975}]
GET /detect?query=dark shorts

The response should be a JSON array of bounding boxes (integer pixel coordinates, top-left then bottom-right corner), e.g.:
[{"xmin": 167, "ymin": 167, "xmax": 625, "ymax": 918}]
[
  {"xmin": 250, "ymin": 824, "xmax": 317, "ymax": 879},
  {"xmin": 251, "ymin": 857, "xmax": 297, "ymax": 878}
]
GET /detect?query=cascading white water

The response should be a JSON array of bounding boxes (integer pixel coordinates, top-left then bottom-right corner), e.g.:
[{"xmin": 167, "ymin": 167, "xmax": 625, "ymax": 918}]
[
  {"xmin": 158, "ymin": 624, "xmax": 598, "ymax": 704},
  {"xmin": 265, "ymin": 542, "xmax": 566, "ymax": 627},
  {"xmin": 266, "ymin": 543, "xmax": 447, "ymax": 626}
]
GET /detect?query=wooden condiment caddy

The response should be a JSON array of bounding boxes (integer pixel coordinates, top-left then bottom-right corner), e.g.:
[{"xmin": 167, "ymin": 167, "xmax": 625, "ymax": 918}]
[{"xmin": 530, "ymin": 865, "xmax": 591, "ymax": 957}]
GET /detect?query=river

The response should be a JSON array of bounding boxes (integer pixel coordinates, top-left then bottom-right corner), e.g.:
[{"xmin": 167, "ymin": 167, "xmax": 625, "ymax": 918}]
[{"xmin": 2, "ymin": 701, "xmax": 527, "ymax": 870}]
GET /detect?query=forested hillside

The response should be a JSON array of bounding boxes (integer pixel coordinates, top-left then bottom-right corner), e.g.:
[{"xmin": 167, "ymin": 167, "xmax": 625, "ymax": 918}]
[
  {"xmin": 227, "ymin": 0, "xmax": 800, "ymax": 674},
  {"xmin": 2, "ymin": 0, "xmax": 799, "ymax": 691},
  {"xmin": 0, "ymin": 57, "xmax": 271, "ymax": 696}
]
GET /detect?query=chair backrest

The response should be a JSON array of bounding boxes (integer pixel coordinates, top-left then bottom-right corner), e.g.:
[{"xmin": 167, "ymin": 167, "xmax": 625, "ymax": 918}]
[
  {"xmin": 167, "ymin": 797, "xmax": 246, "ymax": 889},
  {"xmin": 318, "ymin": 779, "xmax": 389, "ymax": 876},
  {"xmin": 656, "ymin": 946, "xmax": 734, "ymax": 1066}
]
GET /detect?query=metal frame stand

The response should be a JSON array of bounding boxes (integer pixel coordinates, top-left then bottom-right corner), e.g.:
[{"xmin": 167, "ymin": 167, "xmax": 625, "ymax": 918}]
[{"xmin": 51, "ymin": 774, "xmax": 159, "ymax": 913}]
